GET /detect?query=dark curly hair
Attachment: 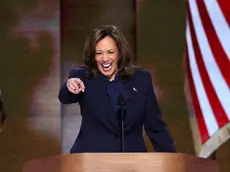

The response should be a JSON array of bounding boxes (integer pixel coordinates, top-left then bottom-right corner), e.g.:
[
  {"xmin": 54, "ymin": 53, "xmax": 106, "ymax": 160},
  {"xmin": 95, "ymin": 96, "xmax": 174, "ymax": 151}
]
[{"xmin": 84, "ymin": 25, "xmax": 138, "ymax": 80}]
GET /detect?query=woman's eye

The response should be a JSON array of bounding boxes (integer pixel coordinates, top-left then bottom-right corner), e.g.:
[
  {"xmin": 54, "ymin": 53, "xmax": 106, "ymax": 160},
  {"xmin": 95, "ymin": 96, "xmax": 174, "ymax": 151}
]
[{"xmin": 109, "ymin": 52, "xmax": 114, "ymax": 54}]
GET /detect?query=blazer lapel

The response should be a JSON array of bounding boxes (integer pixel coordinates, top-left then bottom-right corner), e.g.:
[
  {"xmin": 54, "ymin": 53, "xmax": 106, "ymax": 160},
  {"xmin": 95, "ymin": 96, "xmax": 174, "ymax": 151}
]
[
  {"xmin": 94, "ymin": 76, "xmax": 118, "ymax": 130},
  {"xmin": 118, "ymin": 79, "xmax": 136, "ymax": 127},
  {"xmin": 93, "ymin": 75, "xmax": 136, "ymax": 130},
  {"xmin": 118, "ymin": 80, "xmax": 133, "ymax": 101}
]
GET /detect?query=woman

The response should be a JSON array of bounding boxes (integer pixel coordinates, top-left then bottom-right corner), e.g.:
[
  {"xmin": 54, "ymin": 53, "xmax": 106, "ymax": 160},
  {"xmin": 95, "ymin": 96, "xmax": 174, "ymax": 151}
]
[{"xmin": 58, "ymin": 25, "xmax": 175, "ymax": 153}]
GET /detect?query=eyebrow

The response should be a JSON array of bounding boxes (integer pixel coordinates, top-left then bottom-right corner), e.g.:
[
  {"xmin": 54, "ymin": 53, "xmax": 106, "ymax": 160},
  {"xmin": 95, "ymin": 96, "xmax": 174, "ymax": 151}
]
[{"xmin": 96, "ymin": 49, "xmax": 115, "ymax": 52}]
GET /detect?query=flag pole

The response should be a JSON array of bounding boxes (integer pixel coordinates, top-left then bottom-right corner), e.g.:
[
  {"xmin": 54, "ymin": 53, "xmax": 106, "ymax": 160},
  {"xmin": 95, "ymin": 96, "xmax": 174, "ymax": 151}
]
[{"xmin": 210, "ymin": 151, "xmax": 216, "ymax": 160}]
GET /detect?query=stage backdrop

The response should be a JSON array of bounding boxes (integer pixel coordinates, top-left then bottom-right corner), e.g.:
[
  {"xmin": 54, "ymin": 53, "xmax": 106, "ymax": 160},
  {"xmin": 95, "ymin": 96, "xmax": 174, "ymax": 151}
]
[{"xmin": 0, "ymin": 0, "xmax": 60, "ymax": 172}]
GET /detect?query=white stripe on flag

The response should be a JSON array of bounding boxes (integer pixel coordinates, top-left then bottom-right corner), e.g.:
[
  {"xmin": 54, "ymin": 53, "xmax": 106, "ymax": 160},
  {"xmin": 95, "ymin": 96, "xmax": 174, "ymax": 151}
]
[
  {"xmin": 189, "ymin": 0, "xmax": 230, "ymax": 120},
  {"xmin": 186, "ymin": 21, "xmax": 218, "ymax": 136},
  {"xmin": 204, "ymin": 0, "xmax": 230, "ymax": 60}
]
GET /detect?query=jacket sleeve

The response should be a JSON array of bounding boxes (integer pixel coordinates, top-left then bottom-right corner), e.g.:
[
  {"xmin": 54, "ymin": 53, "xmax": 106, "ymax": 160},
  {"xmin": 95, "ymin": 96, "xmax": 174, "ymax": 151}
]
[
  {"xmin": 58, "ymin": 68, "xmax": 83, "ymax": 104},
  {"xmin": 144, "ymin": 71, "xmax": 176, "ymax": 152}
]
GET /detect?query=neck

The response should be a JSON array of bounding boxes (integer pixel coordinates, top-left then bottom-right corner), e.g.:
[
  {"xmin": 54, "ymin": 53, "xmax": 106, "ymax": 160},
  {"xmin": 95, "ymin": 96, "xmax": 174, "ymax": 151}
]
[
  {"xmin": 109, "ymin": 75, "xmax": 115, "ymax": 81},
  {"xmin": 109, "ymin": 69, "xmax": 118, "ymax": 81}
]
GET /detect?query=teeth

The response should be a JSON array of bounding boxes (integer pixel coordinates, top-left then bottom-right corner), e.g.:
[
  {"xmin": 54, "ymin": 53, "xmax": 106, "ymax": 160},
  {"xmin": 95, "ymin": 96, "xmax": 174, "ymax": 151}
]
[{"xmin": 102, "ymin": 63, "xmax": 112, "ymax": 68}]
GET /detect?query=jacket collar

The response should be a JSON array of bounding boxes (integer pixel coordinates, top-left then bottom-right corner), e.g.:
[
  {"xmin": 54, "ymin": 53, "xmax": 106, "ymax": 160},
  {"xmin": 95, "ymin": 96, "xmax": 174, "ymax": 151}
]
[{"xmin": 99, "ymin": 73, "xmax": 133, "ymax": 101}]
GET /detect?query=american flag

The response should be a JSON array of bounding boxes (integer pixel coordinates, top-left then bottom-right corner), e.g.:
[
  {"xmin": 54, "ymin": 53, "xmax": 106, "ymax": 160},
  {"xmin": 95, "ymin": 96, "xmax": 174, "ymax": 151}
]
[{"xmin": 185, "ymin": 0, "xmax": 230, "ymax": 158}]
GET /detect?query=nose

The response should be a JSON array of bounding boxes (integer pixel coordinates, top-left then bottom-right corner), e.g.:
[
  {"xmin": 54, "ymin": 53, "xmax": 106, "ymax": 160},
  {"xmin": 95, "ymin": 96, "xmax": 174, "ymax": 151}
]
[{"xmin": 101, "ymin": 52, "xmax": 109, "ymax": 62}]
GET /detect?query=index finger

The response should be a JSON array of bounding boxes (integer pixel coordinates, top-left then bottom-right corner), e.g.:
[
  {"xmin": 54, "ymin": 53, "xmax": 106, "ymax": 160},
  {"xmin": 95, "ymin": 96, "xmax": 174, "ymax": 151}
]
[{"xmin": 75, "ymin": 78, "xmax": 85, "ymax": 92}]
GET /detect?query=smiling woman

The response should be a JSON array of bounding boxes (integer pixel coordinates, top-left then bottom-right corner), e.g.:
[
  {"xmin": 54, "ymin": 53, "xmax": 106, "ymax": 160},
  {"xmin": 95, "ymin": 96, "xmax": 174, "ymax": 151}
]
[{"xmin": 58, "ymin": 25, "xmax": 176, "ymax": 153}]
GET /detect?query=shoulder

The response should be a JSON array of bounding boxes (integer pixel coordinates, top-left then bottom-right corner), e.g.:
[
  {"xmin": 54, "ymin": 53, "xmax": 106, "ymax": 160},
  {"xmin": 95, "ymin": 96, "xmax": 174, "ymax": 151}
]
[
  {"xmin": 132, "ymin": 69, "xmax": 152, "ymax": 82},
  {"xmin": 130, "ymin": 69, "xmax": 153, "ymax": 92},
  {"xmin": 127, "ymin": 69, "xmax": 154, "ymax": 94},
  {"xmin": 68, "ymin": 66, "xmax": 87, "ymax": 79}
]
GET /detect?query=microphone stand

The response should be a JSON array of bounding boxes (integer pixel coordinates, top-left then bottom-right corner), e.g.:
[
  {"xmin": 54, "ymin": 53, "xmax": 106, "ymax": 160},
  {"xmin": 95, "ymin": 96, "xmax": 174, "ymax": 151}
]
[
  {"xmin": 119, "ymin": 105, "xmax": 125, "ymax": 152},
  {"xmin": 118, "ymin": 93, "xmax": 126, "ymax": 152}
]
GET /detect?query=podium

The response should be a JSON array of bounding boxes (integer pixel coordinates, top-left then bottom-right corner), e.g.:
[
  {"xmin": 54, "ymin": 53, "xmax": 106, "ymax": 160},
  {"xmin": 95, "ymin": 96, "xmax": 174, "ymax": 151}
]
[{"xmin": 22, "ymin": 153, "xmax": 219, "ymax": 172}]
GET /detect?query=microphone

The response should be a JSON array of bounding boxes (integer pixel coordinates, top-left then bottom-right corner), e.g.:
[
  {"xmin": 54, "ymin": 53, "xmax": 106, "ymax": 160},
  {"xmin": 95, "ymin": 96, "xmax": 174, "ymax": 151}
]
[
  {"xmin": 117, "ymin": 93, "xmax": 126, "ymax": 152},
  {"xmin": 118, "ymin": 93, "xmax": 126, "ymax": 106},
  {"xmin": 0, "ymin": 88, "xmax": 6, "ymax": 132}
]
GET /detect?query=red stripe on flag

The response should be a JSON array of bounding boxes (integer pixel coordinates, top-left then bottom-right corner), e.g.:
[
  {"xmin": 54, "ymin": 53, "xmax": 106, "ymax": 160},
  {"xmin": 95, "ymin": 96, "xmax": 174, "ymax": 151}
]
[
  {"xmin": 185, "ymin": 46, "xmax": 209, "ymax": 143},
  {"xmin": 217, "ymin": 0, "xmax": 230, "ymax": 27},
  {"xmin": 187, "ymin": 3, "xmax": 229, "ymax": 128},
  {"xmin": 197, "ymin": 0, "xmax": 230, "ymax": 88}
]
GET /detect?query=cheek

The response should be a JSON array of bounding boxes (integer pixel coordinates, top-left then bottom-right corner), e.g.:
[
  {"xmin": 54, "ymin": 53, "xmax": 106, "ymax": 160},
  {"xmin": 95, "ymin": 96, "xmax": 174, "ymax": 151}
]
[
  {"xmin": 112, "ymin": 55, "xmax": 119, "ymax": 65},
  {"xmin": 96, "ymin": 61, "xmax": 101, "ymax": 69},
  {"xmin": 95, "ymin": 56, "xmax": 100, "ymax": 63},
  {"xmin": 95, "ymin": 57, "xmax": 101, "ymax": 66}
]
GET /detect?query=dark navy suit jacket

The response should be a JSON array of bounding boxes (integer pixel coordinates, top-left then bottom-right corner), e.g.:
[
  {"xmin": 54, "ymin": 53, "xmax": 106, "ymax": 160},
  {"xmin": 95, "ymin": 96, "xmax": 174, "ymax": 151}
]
[{"xmin": 58, "ymin": 67, "xmax": 175, "ymax": 153}]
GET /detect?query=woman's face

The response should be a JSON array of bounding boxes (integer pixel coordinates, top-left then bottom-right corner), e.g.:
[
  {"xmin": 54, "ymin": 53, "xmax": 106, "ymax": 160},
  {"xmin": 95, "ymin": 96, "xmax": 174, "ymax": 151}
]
[{"xmin": 95, "ymin": 36, "xmax": 119, "ymax": 81}]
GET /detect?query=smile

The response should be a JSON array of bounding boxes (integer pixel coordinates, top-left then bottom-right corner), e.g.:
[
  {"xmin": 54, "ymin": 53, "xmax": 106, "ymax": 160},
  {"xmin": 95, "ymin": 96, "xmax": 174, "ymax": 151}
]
[
  {"xmin": 101, "ymin": 63, "xmax": 112, "ymax": 68},
  {"xmin": 101, "ymin": 63, "xmax": 112, "ymax": 71}
]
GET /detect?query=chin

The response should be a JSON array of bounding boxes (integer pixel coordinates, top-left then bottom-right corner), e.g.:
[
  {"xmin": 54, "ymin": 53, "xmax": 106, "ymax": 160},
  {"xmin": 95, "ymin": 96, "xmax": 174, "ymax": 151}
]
[
  {"xmin": 102, "ymin": 71, "xmax": 113, "ymax": 77},
  {"xmin": 99, "ymin": 69, "xmax": 116, "ymax": 79}
]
